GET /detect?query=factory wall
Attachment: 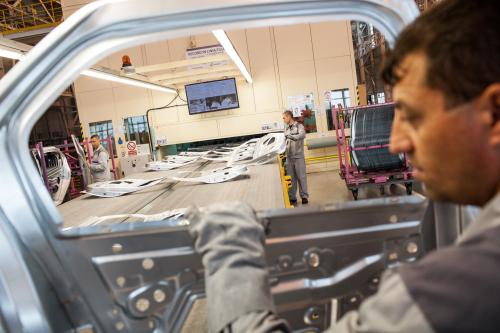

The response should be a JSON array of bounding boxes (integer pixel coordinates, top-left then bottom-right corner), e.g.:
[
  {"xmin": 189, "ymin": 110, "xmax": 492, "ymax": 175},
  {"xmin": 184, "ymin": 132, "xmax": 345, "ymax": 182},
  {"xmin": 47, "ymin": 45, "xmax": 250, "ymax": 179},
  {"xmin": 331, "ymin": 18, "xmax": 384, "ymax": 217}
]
[{"xmin": 63, "ymin": 1, "xmax": 357, "ymax": 172}]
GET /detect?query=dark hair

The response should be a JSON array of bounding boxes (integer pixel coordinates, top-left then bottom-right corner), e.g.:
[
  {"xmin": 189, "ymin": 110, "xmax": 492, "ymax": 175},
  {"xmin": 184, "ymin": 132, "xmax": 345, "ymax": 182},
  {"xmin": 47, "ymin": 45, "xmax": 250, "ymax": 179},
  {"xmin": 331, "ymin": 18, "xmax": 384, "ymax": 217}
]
[
  {"xmin": 90, "ymin": 134, "xmax": 100, "ymax": 140},
  {"xmin": 382, "ymin": 0, "xmax": 500, "ymax": 107},
  {"xmin": 283, "ymin": 110, "xmax": 293, "ymax": 118}
]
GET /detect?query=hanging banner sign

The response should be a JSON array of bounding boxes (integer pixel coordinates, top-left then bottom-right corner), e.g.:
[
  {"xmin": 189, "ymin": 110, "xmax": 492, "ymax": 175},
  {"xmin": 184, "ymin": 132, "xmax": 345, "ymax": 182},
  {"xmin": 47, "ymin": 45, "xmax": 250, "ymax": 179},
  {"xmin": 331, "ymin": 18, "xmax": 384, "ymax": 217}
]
[{"xmin": 186, "ymin": 44, "xmax": 227, "ymax": 69}]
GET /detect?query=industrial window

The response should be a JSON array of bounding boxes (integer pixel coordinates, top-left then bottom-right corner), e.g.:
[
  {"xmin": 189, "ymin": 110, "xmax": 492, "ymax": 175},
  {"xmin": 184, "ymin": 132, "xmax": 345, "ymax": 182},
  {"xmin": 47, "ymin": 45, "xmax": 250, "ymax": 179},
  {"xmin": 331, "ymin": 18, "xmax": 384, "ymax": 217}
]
[
  {"xmin": 327, "ymin": 88, "xmax": 351, "ymax": 131},
  {"xmin": 368, "ymin": 92, "xmax": 386, "ymax": 104},
  {"xmin": 89, "ymin": 120, "xmax": 116, "ymax": 155},
  {"xmin": 123, "ymin": 115, "xmax": 150, "ymax": 145},
  {"xmin": 376, "ymin": 92, "xmax": 386, "ymax": 104},
  {"xmin": 331, "ymin": 89, "xmax": 351, "ymax": 108}
]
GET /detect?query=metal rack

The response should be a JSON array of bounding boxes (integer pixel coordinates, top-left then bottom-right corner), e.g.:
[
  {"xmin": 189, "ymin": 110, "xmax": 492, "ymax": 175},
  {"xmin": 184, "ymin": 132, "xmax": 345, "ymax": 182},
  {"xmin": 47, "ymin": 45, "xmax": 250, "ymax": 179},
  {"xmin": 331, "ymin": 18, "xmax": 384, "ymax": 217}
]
[
  {"xmin": 0, "ymin": 0, "xmax": 62, "ymax": 35},
  {"xmin": 333, "ymin": 103, "xmax": 414, "ymax": 200},
  {"xmin": 35, "ymin": 136, "xmax": 118, "ymax": 203}
]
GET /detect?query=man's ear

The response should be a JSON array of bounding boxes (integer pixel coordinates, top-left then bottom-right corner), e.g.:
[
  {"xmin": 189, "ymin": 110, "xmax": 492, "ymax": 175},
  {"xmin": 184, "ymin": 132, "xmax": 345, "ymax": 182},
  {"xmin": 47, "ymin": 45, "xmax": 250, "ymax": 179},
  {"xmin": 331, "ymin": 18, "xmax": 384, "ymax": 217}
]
[{"xmin": 478, "ymin": 84, "xmax": 500, "ymax": 147}]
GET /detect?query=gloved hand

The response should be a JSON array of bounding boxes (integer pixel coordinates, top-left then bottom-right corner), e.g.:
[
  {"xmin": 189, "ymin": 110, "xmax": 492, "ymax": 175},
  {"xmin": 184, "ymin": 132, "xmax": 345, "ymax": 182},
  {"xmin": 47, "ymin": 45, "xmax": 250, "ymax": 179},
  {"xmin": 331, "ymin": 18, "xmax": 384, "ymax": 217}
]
[{"xmin": 187, "ymin": 202, "xmax": 276, "ymax": 333}]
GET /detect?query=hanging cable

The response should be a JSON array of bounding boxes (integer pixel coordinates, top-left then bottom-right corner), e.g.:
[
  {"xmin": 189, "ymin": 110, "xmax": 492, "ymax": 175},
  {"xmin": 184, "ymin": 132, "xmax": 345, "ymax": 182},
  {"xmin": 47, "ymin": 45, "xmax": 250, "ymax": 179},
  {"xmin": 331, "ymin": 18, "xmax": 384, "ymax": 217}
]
[
  {"xmin": 145, "ymin": 90, "xmax": 187, "ymax": 157},
  {"xmin": 177, "ymin": 92, "xmax": 187, "ymax": 103}
]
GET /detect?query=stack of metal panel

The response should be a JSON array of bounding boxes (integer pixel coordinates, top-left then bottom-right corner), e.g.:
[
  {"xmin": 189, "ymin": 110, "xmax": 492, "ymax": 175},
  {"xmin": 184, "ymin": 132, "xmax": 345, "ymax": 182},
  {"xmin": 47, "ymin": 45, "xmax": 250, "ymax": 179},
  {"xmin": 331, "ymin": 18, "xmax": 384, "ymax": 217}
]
[{"xmin": 350, "ymin": 104, "xmax": 404, "ymax": 172}]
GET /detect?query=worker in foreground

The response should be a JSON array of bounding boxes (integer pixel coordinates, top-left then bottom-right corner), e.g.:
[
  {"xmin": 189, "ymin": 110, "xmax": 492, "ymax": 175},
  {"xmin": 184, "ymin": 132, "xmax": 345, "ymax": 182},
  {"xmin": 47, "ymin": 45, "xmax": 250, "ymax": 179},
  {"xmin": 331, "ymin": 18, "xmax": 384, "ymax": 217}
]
[
  {"xmin": 187, "ymin": 0, "xmax": 500, "ymax": 332},
  {"xmin": 89, "ymin": 134, "xmax": 111, "ymax": 182},
  {"xmin": 282, "ymin": 110, "xmax": 309, "ymax": 205}
]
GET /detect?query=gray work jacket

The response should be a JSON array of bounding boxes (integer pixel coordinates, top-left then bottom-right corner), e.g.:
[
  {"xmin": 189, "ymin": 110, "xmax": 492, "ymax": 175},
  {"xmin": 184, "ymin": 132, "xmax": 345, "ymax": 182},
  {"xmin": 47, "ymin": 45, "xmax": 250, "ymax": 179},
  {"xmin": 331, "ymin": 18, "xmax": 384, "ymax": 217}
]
[
  {"xmin": 284, "ymin": 121, "xmax": 305, "ymax": 159},
  {"xmin": 202, "ymin": 193, "xmax": 500, "ymax": 333},
  {"xmin": 90, "ymin": 145, "xmax": 111, "ymax": 182}
]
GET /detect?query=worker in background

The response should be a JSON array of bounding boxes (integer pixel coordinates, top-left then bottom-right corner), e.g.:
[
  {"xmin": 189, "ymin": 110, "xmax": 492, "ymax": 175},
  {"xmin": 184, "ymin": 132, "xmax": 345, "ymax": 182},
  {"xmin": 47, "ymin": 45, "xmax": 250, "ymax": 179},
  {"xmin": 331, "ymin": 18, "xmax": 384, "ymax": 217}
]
[
  {"xmin": 90, "ymin": 134, "xmax": 111, "ymax": 183},
  {"xmin": 187, "ymin": 0, "xmax": 500, "ymax": 332},
  {"xmin": 283, "ymin": 110, "xmax": 309, "ymax": 205}
]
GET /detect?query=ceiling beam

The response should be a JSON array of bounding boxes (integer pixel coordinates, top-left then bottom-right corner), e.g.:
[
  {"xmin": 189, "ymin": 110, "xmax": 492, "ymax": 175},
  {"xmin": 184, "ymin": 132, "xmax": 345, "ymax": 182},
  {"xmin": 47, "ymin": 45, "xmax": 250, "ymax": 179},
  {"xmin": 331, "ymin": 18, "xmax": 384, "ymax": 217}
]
[
  {"xmin": 0, "ymin": 22, "xmax": 16, "ymax": 30},
  {"xmin": 82, "ymin": 66, "xmax": 177, "ymax": 94},
  {"xmin": 164, "ymin": 70, "xmax": 242, "ymax": 86},
  {"xmin": 150, "ymin": 64, "xmax": 236, "ymax": 82},
  {"xmin": 134, "ymin": 54, "xmax": 230, "ymax": 74},
  {"xmin": 173, "ymin": 75, "xmax": 245, "ymax": 88},
  {"xmin": 38, "ymin": 0, "xmax": 55, "ymax": 22}
]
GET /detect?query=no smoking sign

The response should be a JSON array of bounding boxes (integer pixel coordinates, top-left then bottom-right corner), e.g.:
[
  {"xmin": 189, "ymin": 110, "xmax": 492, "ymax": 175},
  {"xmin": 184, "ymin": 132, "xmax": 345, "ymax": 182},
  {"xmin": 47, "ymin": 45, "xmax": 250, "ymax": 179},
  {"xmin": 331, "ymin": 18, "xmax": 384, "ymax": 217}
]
[{"xmin": 126, "ymin": 141, "xmax": 137, "ymax": 156}]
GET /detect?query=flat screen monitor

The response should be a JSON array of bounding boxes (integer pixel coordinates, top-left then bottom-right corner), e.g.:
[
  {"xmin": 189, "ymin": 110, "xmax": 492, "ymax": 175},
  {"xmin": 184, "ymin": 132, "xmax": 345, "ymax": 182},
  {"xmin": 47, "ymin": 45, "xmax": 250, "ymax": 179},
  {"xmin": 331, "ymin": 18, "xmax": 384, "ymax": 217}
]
[{"xmin": 185, "ymin": 78, "xmax": 239, "ymax": 115}]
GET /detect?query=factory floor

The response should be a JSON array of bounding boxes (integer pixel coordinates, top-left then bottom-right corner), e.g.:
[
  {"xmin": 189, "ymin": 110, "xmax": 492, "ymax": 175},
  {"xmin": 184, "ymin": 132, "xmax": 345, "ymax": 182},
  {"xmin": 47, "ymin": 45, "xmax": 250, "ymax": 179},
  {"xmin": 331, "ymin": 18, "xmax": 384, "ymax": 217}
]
[
  {"xmin": 59, "ymin": 161, "xmax": 284, "ymax": 227},
  {"xmin": 298, "ymin": 168, "xmax": 410, "ymax": 206}
]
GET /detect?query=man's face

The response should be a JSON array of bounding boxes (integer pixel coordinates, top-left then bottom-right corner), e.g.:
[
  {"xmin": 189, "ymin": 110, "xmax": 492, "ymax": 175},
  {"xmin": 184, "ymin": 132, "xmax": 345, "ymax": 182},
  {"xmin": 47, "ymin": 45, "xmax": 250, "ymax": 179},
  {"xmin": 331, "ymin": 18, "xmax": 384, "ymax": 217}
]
[
  {"xmin": 283, "ymin": 113, "xmax": 292, "ymax": 125},
  {"xmin": 90, "ymin": 137, "xmax": 100, "ymax": 150},
  {"xmin": 390, "ymin": 52, "xmax": 499, "ymax": 206}
]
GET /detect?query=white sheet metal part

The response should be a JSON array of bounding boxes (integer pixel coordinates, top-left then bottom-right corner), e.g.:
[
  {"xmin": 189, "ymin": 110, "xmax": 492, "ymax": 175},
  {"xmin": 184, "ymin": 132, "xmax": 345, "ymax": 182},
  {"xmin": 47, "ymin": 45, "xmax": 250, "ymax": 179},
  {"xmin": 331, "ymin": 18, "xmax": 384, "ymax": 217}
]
[
  {"xmin": 203, "ymin": 149, "xmax": 254, "ymax": 162},
  {"xmin": 253, "ymin": 133, "xmax": 286, "ymax": 157},
  {"xmin": 202, "ymin": 139, "xmax": 258, "ymax": 162},
  {"xmin": 146, "ymin": 155, "xmax": 199, "ymax": 171},
  {"xmin": 32, "ymin": 146, "xmax": 72, "ymax": 206},
  {"xmin": 209, "ymin": 146, "xmax": 241, "ymax": 155},
  {"xmin": 228, "ymin": 133, "xmax": 286, "ymax": 166},
  {"xmin": 172, "ymin": 165, "xmax": 249, "ymax": 184},
  {"xmin": 164, "ymin": 155, "xmax": 200, "ymax": 163},
  {"xmin": 82, "ymin": 177, "xmax": 166, "ymax": 198},
  {"xmin": 79, "ymin": 208, "xmax": 187, "ymax": 226},
  {"xmin": 200, "ymin": 151, "xmax": 233, "ymax": 162},
  {"xmin": 229, "ymin": 149, "xmax": 255, "ymax": 163},
  {"xmin": 178, "ymin": 151, "xmax": 210, "ymax": 157}
]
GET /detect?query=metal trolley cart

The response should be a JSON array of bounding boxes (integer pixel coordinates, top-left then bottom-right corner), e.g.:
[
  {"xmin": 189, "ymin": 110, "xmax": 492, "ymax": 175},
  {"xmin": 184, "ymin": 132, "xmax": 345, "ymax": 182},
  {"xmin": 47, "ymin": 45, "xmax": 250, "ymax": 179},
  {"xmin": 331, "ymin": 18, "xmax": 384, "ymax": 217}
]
[{"xmin": 333, "ymin": 103, "xmax": 414, "ymax": 200}]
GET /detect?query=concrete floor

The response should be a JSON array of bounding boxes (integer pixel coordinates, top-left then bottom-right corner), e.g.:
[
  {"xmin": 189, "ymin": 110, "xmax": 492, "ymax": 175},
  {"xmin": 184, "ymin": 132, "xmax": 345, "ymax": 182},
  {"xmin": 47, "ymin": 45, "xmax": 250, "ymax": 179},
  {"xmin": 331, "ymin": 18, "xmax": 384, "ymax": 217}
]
[
  {"xmin": 294, "ymin": 168, "xmax": 410, "ymax": 207},
  {"xmin": 59, "ymin": 161, "xmax": 284, "ymax": 227}
]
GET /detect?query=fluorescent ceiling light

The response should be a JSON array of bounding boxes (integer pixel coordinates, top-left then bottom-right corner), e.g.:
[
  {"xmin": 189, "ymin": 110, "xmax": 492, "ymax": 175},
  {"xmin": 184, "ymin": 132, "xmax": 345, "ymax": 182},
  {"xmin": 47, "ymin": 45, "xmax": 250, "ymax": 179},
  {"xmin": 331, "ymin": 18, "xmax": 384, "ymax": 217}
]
[
  {"xmin": 0, "ymin": 39, "xmax": 175, "ymax": 94},
  {"xmin": 212, "ymin": 29, "xmax": 253, "ymax": 84},
  {"xmin": 81, "ymin": 69, "xmax": 177, "ymax": 94},
  {"xmin": 0, "ymin": 48, "xmax": 24, "ymax": 60}
]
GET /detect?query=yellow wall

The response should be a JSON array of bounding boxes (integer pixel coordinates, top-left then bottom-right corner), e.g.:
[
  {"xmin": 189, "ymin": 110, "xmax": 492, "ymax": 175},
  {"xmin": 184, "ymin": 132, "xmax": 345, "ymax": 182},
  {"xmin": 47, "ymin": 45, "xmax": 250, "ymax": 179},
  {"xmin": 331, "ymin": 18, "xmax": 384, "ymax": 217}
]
[{"xmin": 63, "ymin": 1, "xmax": 357, "ymax": 172}]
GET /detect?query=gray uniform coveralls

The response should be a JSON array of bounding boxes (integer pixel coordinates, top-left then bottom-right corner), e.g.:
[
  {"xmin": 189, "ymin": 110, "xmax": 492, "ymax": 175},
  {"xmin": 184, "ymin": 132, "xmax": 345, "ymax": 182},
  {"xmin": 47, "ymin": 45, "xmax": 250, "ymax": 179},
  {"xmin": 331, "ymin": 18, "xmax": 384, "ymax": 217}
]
[
  {"xmin": 90, "ymin": 145, "xmax": 111, "ymax": 183},
  {"xmin": 188, "ymin": 192, "xmax": 500, "ymax": 333},
  {"xmin": 284, "ymin": 121, "xmax": 308, "ymax": 201}
]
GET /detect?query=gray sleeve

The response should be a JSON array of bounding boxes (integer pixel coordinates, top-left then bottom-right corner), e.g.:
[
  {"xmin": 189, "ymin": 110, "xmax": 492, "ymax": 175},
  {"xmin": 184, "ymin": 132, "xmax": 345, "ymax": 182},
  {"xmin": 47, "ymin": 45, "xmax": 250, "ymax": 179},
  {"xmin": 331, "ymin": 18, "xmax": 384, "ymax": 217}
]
[
  {"xmin": 90, "ymin": 150, "xmax": 108, "ymax": 172},
  {"xmin": 330, "ymin": 270, "xmax": 434, "ymax": 333},
  {"xmin": 187, "ymin": 202, "xmax": 289, "ymax": 333},
  {"xmin": 223, "ymin": 271, "xmax": 434, "ymax": 333},
  {"xmin": 288, "ymin": 123, "xmax": 305, "ymax": 141}
]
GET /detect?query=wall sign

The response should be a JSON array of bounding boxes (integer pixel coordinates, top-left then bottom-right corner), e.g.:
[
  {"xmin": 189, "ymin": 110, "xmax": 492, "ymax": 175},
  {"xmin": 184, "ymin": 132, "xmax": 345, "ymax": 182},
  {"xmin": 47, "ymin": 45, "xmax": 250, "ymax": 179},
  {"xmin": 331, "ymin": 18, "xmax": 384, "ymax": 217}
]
[
  {"xmin": 287, "ymin": 93, "xmax": 315, "ymax": 117},
  {"xmin": 126, "ymin": 140, "xmax": 137, "ymax": 156},
  {"xmin": 156, "ymin": 136, "xmax": 167, "ymax": 146},
  {"xmin": 185, "ymin": 44, "xmax": 227, "ymax": 69}
]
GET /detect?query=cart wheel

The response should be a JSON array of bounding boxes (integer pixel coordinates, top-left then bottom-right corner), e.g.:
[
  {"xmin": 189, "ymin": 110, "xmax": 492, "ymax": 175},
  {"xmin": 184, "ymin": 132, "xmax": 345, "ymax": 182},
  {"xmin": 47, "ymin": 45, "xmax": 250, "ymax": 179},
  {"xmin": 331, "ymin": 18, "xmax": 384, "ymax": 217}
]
[
  {"xmin": 405, "ymin": 183, "xmax": 413, "ymax": 195},
  {"xmin": 379, "ymin": 186, "xmax": 385, "ymax": 196},
  {"xmin": 351, "ymin": 189, "xmax": 358, "ymax": 200}
]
